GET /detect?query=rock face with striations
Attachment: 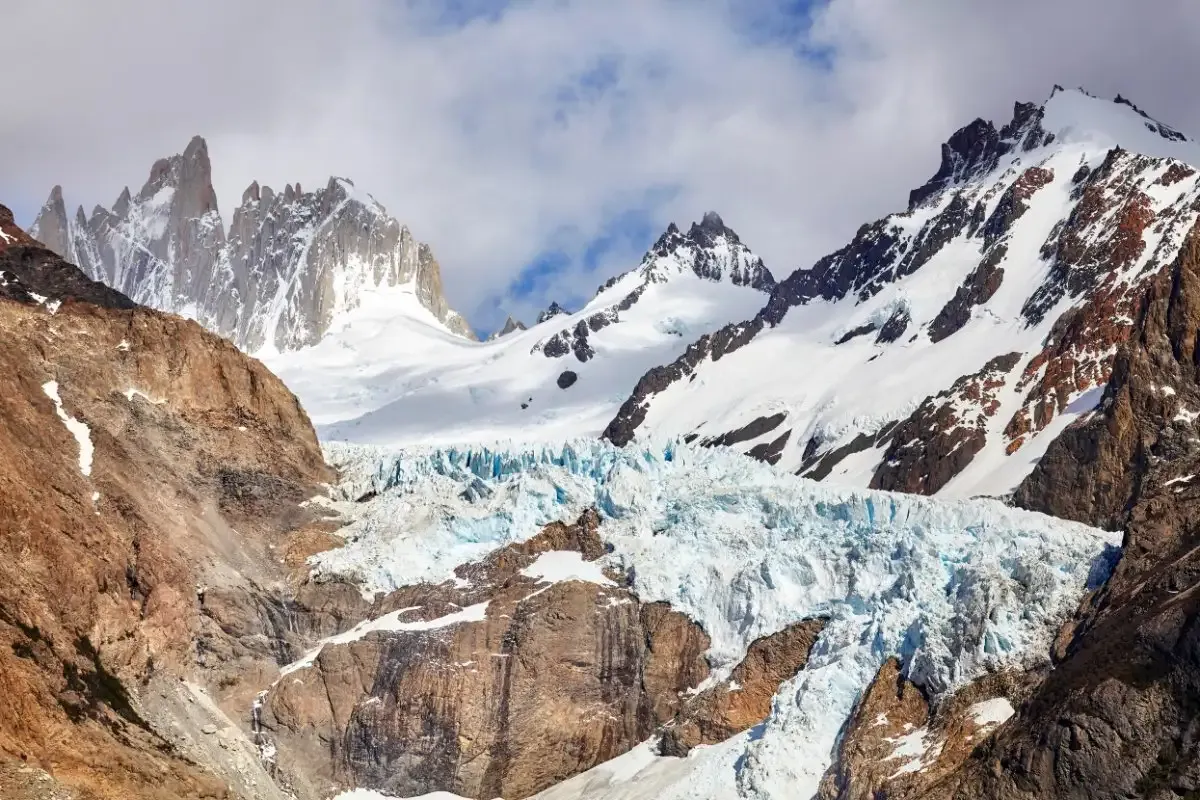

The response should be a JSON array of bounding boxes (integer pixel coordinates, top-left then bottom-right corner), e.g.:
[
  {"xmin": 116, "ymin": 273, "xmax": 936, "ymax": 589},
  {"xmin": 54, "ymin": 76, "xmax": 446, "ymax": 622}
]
[
  {"xmin": 0, "ymin": 206, "xmax": 337, "ymax": 800},
  {"xmin": 257, "ymin": 510, "xmax": 822, "ymax": 800},
  {"xmin": 29, "ymin": 136, "xmax": 474, "ymax": 353}
]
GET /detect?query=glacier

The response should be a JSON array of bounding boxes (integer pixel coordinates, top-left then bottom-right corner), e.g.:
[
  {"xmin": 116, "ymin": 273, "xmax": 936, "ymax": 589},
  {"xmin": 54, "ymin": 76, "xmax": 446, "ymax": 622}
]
[{"xmin": 314, "ymin": 438, "xmax": 1120, "ymax": 800}]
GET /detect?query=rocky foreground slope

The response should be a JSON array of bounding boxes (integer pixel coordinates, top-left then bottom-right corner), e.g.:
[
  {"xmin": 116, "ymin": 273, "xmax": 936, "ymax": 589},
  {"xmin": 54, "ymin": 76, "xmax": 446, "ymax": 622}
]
[{"xmin": 0, "ymin": 203, "xmax": 338, "ymax": 799}]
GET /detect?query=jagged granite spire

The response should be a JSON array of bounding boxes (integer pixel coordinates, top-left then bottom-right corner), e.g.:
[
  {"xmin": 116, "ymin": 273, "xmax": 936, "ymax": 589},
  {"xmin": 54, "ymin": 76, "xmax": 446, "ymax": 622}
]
[
  {"xmin": 33, "ymin": 137, "xmax": 476, "ymax": 352},
  {"xmin": 28, "ymin": 186, "xmax": 74, "ymax": 264},
  {"xmin": 487, "ymin": 315, "xmax": 528, "ymax": 340}
]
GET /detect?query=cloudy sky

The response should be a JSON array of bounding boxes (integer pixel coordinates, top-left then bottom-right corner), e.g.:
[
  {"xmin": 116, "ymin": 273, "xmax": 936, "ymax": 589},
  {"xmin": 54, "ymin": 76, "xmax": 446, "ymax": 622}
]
[{"xmin": 5, "ymin": 0, "xmax": 1200, "ymax": 333}]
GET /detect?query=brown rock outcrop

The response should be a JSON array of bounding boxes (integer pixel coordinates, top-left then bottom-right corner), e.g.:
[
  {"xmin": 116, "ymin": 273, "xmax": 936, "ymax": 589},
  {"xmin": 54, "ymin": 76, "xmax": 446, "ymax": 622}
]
[
  {"xmin": 870, "ymin": 353, "xmax": 1021, "ymax": 495},
  {"xmin": 659, "ymin": 618, "xmax": 826, "ymax": 756},
  {"xmin": 820, "ymin": 659, "xmax": 1035, "ymax": 800},
  {"xmin": 260, "ymin": 510, "xmax": 714, "ymax": 800},
  {"xmin": 0, "ymin": 214, "xmax": 333, "ymax": 800}
]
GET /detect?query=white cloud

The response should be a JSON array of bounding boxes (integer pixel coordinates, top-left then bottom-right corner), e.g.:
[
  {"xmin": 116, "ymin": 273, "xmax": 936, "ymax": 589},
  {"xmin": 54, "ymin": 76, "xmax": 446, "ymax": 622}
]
[{"xmin": 5, "ymin": 0, "xmax": 1200, "ymax": 330}]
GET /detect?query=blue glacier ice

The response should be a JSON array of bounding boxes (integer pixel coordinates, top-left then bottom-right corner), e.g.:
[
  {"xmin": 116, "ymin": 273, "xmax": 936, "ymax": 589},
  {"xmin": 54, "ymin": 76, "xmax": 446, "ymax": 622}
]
[{"xmin": 316, "ymin": 437, "xmax": 1120, "ymax": 800}]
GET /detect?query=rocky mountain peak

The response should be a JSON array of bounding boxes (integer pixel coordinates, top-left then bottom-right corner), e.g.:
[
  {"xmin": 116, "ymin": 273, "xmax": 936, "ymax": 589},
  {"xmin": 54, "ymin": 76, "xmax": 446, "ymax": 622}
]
[
  {"xmin": 29, "ymin": 135, "xmax": 475, "ymax": 352},
  {"xmin": 487, "ymin": 315, "xmax": 527, "ymax": 340},
  {"xmin": 641, "ymin": 213, "xmax": 774, "ymax": 290},
  {"xmin": 537, "ymin": 301, "xmax": 570, "ymax": 323},
  {"xmin": 28, "ymin": 185, "xmax": 71, "ymax": 259},
  {"xmin": 112, "ymin": 185, "xmax": 133, "ymax": 217},
  {"xmin": 241, "ymin": 180, "xmax": 261, "ymax": 204},
  {"xmin": 907, "ymin": 86, "xmax": 1195, "ymax": 212}
]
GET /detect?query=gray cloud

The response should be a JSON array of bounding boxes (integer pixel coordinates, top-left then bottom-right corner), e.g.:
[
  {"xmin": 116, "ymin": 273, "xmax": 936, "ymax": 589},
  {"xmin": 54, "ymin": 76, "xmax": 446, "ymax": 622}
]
[{"xmin": 4, "ymin": 0, "xmax": 1200, "ymax": 330}]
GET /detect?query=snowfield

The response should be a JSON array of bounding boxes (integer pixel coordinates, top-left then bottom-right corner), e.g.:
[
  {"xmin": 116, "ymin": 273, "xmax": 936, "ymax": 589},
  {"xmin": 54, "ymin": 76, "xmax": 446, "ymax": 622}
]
[
  {"xmin": 313, "ymin": 439, "xmax": 1120, "ymax": 800},
  {"xmin": 264, "ymin": 223, "xmax": 770, "ymax": 447},
  {"xmin": 633, "ymin": 89, "xmax": 1200, "ymax": 497}
]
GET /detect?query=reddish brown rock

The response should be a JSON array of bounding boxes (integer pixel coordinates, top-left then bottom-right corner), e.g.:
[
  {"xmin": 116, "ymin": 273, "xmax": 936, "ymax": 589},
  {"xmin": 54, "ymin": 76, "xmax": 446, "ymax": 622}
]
[
  {"xmin": 260, "ymin": 511, "xmax": 715, "ymax": 800},
  {"xmin": 0, "ymin": 212, "xmax": 332, "ymax": 800},
  {"xmin": 659, "ymin": 618, "xmax": 826, "ymax": 756},
  {"xmin": 819, "ymin": 660, "xmax": 1034, "ymax": 800},
  {"xmin": 870, "ymin": 354, "xmax": 1021, "ymax": 495},
  {"xmin": 1005, "ymin": 148, "xmax": 1197, "ymax": 452}
]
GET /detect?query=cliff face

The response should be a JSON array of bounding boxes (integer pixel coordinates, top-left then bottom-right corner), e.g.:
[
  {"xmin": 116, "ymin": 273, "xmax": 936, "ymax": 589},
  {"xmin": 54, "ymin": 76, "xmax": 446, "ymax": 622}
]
[
  {"xmin": 258, "ymin": 510, "xmax": 823, "ymax": 800},
  {"xmin": 29, "ymin": 137, "xmax": 474, "ymax": 354},
  {"xmin": 0, "ymin": 209, "xmax": 334, "ymax": 800},
  {"xmin": 823, "ymin": 218, "xmax": 1200, "ymax": 800},
  {"xmin": 912, "ymin": 213, "xmax": 1200, "ymax": 800}
]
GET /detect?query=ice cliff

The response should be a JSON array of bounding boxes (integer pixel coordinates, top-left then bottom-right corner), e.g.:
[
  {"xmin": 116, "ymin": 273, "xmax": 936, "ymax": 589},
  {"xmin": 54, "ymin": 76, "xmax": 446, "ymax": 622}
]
[{"xmin": 314, "ymin": 439, "xmax": 1120, "ymax": 799}]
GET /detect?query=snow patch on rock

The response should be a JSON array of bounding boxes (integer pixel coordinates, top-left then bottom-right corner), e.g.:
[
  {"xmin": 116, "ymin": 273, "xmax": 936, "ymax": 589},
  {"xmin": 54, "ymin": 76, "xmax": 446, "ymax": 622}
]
[
  {"xmin": 521, "ymin": 551, "xmax": 615, "ymax": 587},
  {"xmin": 969, "ymin": 697, "xmax": 1016, "ymax": 728},
  {"xmin": 42, "ymin": 381, "xmax": 93, "ymax": 477},
  {"xmin": 280, "ymin": 602, "xmax": 488, "ymax": 677}
]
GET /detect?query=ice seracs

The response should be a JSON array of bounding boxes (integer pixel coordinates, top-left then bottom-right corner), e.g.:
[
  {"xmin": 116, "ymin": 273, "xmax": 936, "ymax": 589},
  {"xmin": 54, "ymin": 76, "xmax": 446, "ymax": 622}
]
[{"xmin": 309, "ymin": 438, "xmax": 1118, "ymax": 800}]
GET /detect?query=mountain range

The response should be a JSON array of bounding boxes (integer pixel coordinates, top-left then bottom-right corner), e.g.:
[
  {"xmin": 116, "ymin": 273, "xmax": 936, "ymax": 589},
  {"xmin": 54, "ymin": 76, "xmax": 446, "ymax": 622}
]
[
  {"xmin": 9, "ymin": 84, "xmax": 1200, "ymax": 800},
  {"xmin": 42, "ymin": 86, "xmax": 1191, "ymax": 505},
  {"xmin": 30, "ymin": 136, "xmax": 474, "ymax": 353}
]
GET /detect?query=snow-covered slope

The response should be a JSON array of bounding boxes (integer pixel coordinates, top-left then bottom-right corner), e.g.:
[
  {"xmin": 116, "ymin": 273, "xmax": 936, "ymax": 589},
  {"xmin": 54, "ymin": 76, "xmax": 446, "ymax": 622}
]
[
  {"xmin": 603, "ymin": 88, "xmax": 1200, "ymax": 498},
  {"xmin": 29, "ymin": 137, "xmax": 473, "ymax": 352},
  {"xmin": 269, "ymin": 213, "xmax": 774, "ymax": 445},
  {"xmin": 313, "ymin": 438, "xmax": 1119, "ymax": 800}
]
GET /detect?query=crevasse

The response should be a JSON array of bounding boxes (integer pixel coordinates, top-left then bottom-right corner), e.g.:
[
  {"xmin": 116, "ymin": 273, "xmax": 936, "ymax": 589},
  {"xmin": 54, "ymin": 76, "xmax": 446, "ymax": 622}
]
[{"xmin": 316, "ymin": 438, "xmax": 1121, "ymax": 799}]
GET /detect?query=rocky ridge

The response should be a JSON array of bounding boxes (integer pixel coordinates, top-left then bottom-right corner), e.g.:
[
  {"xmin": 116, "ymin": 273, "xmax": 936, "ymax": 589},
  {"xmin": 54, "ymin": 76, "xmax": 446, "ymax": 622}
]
[
  {"xmin": 531, "ymin": 212, "xmax": 774, "ymax": 364},
  {"xmin": 602, "ymin": 88, "xmax": 1200, "ymax": 502},
  {"xmin": 29, "ymin": 137, "xmax": 474, "ymax": 353}
]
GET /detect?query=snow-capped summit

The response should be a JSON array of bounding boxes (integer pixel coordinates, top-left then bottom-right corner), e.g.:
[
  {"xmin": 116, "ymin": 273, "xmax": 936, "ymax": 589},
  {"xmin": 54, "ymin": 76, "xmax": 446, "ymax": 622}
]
[
  {"xmin": 536, "ymin": 301, "xmax": 571, "ymax": 324},
  {"xmin": 29, "ymin": 136, "xmax": 474, "ymax": 353},
  {"xmin": 603, "ymin": 87, "xmax": 1200, "ymax": 501},
  {"xmin": 635, "ymin": 210, "xmax": 775, "ymax": 289}
]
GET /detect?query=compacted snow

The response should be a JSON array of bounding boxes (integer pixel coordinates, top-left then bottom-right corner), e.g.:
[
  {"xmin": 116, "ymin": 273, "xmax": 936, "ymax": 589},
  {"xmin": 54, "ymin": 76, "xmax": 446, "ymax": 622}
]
[
  {"xmin": 263, "ymin": 230, "xmax": 770, "ymax": 447},
  {"xmin": 311, "ymin": 438, "xmax": 1120, "ymax": 800}
]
